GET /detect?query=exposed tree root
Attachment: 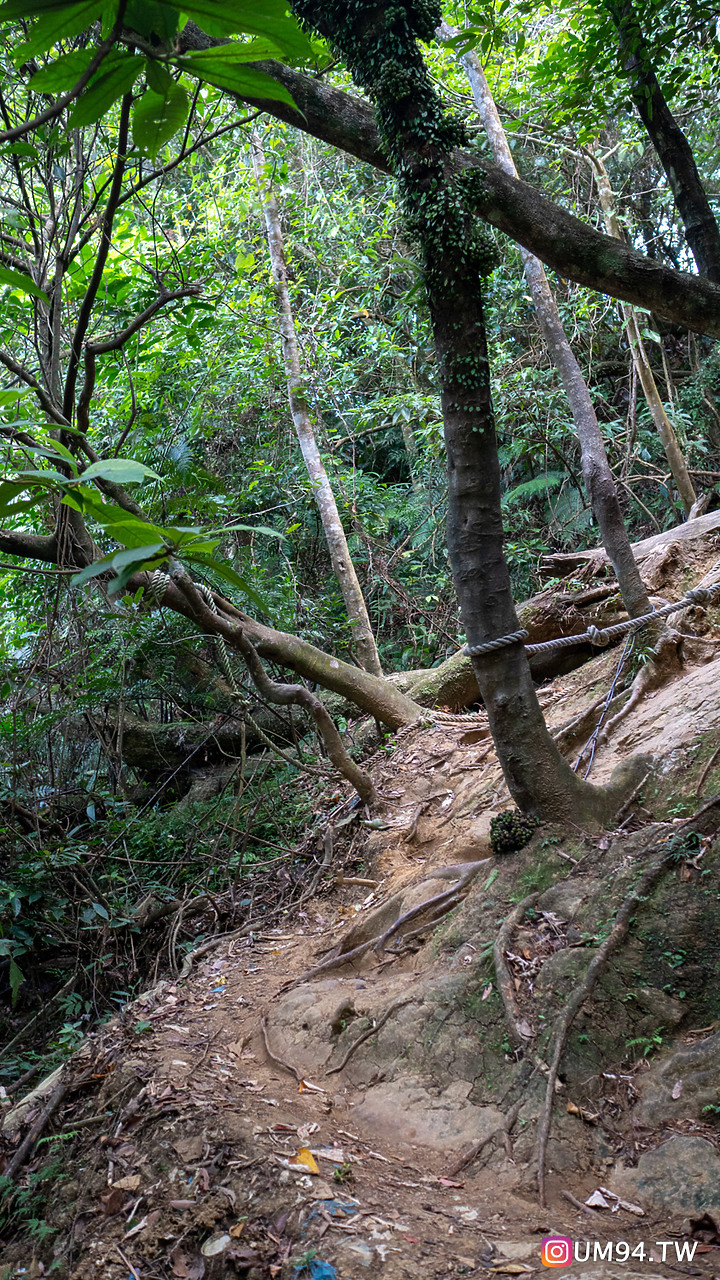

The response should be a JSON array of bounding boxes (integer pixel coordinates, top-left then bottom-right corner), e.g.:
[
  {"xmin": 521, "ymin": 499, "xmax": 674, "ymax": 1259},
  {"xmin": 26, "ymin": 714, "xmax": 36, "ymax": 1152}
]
[
  {"xmin": 5, "ymin": 1067, "xmax": 93, "ymax": 1180},
  {"xmin": 444, "ymin": 1099, "xmax": 523, "ymax": 1178},
  {"xmin": 600, "ymin": 629, "xmax": 683, "ymax": 741},
  {"xmin": 326, "ymin": 998, "xmax": 414, "ymax": 1075},
  {"xmin": 698, "ymin": 744, "xmax": 720, "ymax": 795},
  {"xmin": 536, "ymin": 797, "xmax": 720, "ymax": 1206},
  {"xmin": 286, "ymin": 860, "xmax": 490, "ymax": 989},
  {"xmin": 493, "ymin": 893, "xmax": 540, "ymax": 1049},
  {"xmin": 261, "ymin": 1014, "xmax": 304, "ymax": 1084}
]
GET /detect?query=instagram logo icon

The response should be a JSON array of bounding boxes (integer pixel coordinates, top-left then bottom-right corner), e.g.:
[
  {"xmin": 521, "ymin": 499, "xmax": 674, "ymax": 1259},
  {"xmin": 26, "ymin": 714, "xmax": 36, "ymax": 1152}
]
[{"xmin": 541, "ymin": 1237, "xmax": 573, "ymax": 1267}]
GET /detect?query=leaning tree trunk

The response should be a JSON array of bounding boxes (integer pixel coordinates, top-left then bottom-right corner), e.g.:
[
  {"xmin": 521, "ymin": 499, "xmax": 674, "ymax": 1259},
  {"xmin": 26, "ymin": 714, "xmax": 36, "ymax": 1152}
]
[
  {"xmin": 589, "ymin": 152, "xmax": 697, "ymax": 515},
  {"xmin": 288, "ymin": 0, "xmax": 623, "ymax": 825},
  {"xmin": 610, "ymin": 0, "xmax": 720, "ymax": 284},
  {"xmin": 439, "ymin": 22, "xmax": 651, "ymax": 620},
  {"xmin": 250, "ymin": 133, "xmax": 383, "ymax": 678}
]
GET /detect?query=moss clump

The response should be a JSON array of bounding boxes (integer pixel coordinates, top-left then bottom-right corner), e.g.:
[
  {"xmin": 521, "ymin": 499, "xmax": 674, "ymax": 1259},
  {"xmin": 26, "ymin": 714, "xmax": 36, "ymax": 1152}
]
[{"xmin": 490, "ymin": 809, "xmax": 537, "ymax": 856}]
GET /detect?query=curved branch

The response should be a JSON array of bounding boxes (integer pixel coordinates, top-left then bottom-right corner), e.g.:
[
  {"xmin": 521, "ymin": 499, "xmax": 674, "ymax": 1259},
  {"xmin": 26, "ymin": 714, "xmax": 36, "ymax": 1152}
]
[
  {"xmin": 170, "ymin": 565, "xmax": 377, "ymax": 802},
  {"xmin": 63, "ymin": 93, "xmax": 132, "ymax": 421},
  {"xmin": 76, "ymin": 285, "xmax": 202, "ymax": 433},
  {"xmin": 0, "ymin": 37, "xmax": 119, "ymax": 146},
  {"xmin": 0, "ymin": 349, "xmax": 68, "ymax": 426},
  {"xmin": 0, "ymin": 529, "xmax": 58, "ymax": 562},
  {"xmin": 168, "ymin": 38, "xmax": 720, "ymax": 337}
]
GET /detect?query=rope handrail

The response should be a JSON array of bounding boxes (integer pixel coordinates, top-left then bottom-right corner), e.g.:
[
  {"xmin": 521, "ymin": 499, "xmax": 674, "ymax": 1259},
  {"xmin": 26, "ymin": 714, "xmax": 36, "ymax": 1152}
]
[{"xmin": 463, "ymin": 580, "xmax": 720, "ymax": 659}]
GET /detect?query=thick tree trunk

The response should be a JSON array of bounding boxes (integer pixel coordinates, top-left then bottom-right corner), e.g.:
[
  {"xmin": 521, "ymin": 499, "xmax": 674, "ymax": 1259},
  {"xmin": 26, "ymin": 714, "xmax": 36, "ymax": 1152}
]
[
  {"xmin": 250, "ymin": 134, "xmax": 383, "ymax": 678},
  {"xmin": 287, "ymin": 0, "xmax": 622, "ymax": 824},
  {"xmin": 440, "ymin": 25, "xmax": 650, "ymax": 620},
  {"xmin": 434, "ymin": 277, "xmax": 607, "ymax": 820},
  {"xmin": 589, "ymin": 153, "xmax": 697, "ymax": 514},
  {"xmin": 611, "ymin": 0, "xmax": 720, "ymax": 283}
]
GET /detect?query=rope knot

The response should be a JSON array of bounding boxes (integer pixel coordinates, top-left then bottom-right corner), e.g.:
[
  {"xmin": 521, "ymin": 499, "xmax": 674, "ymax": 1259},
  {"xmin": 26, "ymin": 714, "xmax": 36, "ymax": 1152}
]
[{"xmin": 586, "ymin": 624, "xmax": 610, "ymax": 647}]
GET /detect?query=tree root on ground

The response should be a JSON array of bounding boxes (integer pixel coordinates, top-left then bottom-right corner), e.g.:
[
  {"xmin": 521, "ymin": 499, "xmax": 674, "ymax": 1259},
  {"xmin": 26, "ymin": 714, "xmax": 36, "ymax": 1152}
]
[
  {"xmin": 600, "ymin": 629, "xmax": 684, "ymax": 741},
  {"xmin": 326, "ymin": 997, "xmax": 414, "ymax": 1075},
  {"xmin": 535, "ymin": 795, "xmax": 720, "ymax": 1206},
  {"xmin": 285, "ymin": 859, "xmax": 490, "ymax": 990},
  {"xmin": 493, "ymin": 893, "xmax": 540, "ymax": 1050},
  {"xmin": 444, "ymin": 1098, "xmax": 523, "ymax": 1178},
  {"xmin": 261, "ymin": 1014, "xmax": 304, "ymax": 1084}
]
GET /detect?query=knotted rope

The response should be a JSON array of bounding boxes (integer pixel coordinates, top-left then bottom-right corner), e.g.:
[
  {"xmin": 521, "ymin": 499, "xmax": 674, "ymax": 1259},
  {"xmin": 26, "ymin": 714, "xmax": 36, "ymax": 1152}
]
[{"xmin": 463, "ymin": 580, "xmax": 720, "ymax": 659}]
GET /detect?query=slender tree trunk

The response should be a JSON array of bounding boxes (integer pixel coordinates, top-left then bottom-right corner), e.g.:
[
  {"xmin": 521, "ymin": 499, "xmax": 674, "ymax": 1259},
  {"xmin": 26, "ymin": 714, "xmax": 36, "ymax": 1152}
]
[
  {"xmin": 610, "ymin": 0, "xmax": 720, "ymax": 283},
  {"xmin": 439, "ymin": 23, "xmax": 650, "ymax": 619},
  {"xmin": 250, "ymin": 133, "xmax": 383, "ymax": 677},
  {"xmin": 589, "ymin": 153, "xmax": 697, "ymax": 515}
]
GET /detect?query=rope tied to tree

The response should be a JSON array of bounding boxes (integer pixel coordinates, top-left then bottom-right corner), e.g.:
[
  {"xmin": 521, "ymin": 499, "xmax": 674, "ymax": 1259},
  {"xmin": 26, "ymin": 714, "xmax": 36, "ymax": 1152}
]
[{"xmin": 463, "ymin": 578, "xmax": 720, "ymax": 659}]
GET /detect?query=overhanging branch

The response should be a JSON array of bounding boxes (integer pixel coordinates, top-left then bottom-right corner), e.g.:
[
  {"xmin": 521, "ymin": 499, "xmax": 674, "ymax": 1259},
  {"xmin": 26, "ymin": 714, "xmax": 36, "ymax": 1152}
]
[{"xmin": 169, "ymin": 35, "xmax": 720, "ymax": 338}]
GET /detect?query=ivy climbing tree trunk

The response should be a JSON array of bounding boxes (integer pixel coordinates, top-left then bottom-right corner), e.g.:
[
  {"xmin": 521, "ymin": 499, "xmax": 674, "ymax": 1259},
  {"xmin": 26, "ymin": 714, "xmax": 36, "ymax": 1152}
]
[
  {"xmin": 250, "ymin": 133, "xmax": 383, "ymax": 678},
  {"xmin": 610, "ymin": 0, "xmax": 720, "ymax": 284},
  {"xmin": 289, "ymin": 0, "xmax": 633, "ymax": 825},
  {"xmin": 438, "ymin": 22, "xmax": 651, "ymax": 620},
  {"xmin": 588, "ymin": 151, "xmax": 697, "ymax": 516}
]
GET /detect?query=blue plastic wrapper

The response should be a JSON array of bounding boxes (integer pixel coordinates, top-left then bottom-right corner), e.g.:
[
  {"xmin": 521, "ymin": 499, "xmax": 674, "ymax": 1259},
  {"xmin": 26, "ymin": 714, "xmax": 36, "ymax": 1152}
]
[{"xmin": 293, "ymin": 1260, "xmax": 341, "ymax": 1279}]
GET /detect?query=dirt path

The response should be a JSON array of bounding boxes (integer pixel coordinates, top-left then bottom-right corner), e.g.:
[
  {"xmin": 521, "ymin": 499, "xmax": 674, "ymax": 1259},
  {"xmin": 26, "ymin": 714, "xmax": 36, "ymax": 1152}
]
[{"xmin": 22, "ymin": 910, "xmax": 715, "ymax": 1280}]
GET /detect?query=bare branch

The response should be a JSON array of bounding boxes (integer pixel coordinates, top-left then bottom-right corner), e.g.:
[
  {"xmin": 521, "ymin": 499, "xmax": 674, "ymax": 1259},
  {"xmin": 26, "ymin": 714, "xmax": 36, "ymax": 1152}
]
[
  {"xmin": 63, "ymin": 92, "xmax": 132, "ymax": 421},
  {"xmin": 0, "ymin": 348, "xmax": 68, "ymax": 426}
]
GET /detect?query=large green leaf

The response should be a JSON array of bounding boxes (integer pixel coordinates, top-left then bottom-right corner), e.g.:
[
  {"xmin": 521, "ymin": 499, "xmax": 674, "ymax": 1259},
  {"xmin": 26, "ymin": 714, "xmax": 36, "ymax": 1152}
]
[
  {"xmin": 12, "ymin": 1, "xmax": 103, "ymax": 61},
  {"xmin": 111, "ymin": 541, "xmax": 166, "ymax": 569},
  {"xmin": 166, "ymin": 0, "xmax": 313, "ymax": 57},
  {"xmin": 208, "ymin": 521, "xmax": 285, "ymax": 539},
  {"xmin": 16, "ymin": 467, "xmax": 69, "ymax": 485},
  {"xmin": 67, "ymin": 51, "xmax": 145, "ymax": 129},
  {"xmin": 71, "ymin": 541, "xmax": 166, "ymax": 586},
  {"xmin": 29, "ymin": 47, "xmax": 96, "ymax": 92},
  {"xmin": 124, "ymin": 0, "xmax": 179, "ymax": 43},
  {"xmin": 21, "ymin": 442, "xmax": 78, "ymax": 471},
  {"xmin": 0, "ymin": 266, "xmax": 48, "ymax": 302},
  {"xmin": 80, "ymin": 457, "xmax": 161, "ymax": 484},
  {"xmin": 185, "ymin": 551, "xmax": 269, "ymax": 613},
  {"xmin": 175, "ymin": 52, "xmax": 295, "ymax": 104},
  {"xmin": 132, "ymin": 76, "xmax": 189, "ymax": 160},
  {"xmin": 0, "ymin": 480, "xmax": 41, "ymax": 518}
]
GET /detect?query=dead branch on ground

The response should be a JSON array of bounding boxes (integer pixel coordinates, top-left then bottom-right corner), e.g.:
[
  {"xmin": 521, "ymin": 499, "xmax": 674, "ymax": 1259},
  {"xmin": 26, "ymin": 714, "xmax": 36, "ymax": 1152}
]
[{"xmin": 493, "ymin": 893, "xmax": 540, "ymax": 1050}]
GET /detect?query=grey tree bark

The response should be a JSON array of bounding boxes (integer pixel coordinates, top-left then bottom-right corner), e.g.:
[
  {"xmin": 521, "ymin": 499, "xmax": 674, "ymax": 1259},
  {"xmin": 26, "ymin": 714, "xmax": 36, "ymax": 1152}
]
[
  {"xmin": 439, "ymin": 23, "xmax": 651, "ymax": 620},
  {"xmin": 250, "ymin": 133, "xmax": 383, "ymax": 677}
]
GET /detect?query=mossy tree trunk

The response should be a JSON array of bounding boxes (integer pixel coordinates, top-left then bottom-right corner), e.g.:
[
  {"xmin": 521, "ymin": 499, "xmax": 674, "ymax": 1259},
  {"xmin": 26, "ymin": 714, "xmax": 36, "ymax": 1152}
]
[{"xmin": 288, "ymin": 0, "xmax": 615, "ymax": 824}]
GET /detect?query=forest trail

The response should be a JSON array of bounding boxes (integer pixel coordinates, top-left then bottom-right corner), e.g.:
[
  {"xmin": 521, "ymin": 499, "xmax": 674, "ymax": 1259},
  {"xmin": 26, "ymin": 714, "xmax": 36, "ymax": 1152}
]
[
  {"xmin": 5, "ymin": 585, "xmax": 720, "ymax": 1278},
  {"xmin": 20, "ymin": 860, "xmax": 720, "ymax": 1280}
]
